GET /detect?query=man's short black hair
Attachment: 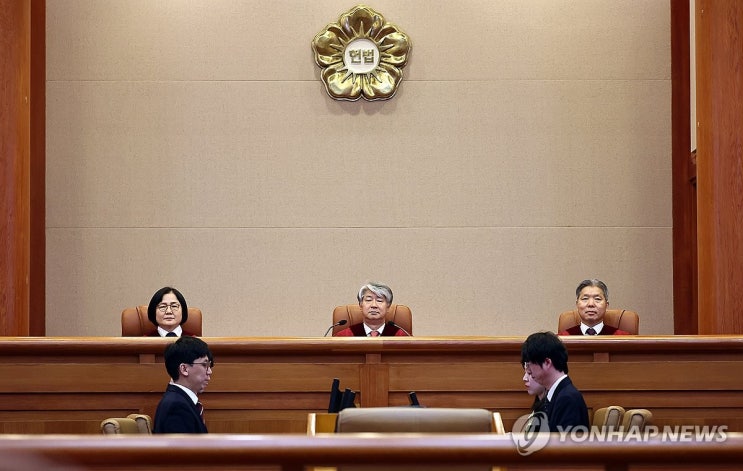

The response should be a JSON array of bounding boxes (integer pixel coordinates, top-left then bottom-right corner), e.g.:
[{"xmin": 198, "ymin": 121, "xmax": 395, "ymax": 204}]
[
  {"xmin": 521, "ymin": 331, "xmax": 569, "ymax": 374},
  {"xmin": 163, "ymin": 336, "xmax": 213, "ymax": 381}
]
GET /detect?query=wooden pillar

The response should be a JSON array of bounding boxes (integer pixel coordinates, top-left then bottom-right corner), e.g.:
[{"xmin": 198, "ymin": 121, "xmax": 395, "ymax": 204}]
[
  {"xmin": 671, "ymin": 0, "xmax": 697, "ymax": 334},
  {"xmin": 695, "ymin": 0, "xmax": 743, "ymax": 334},
  {"xmin": 359, "ymin": 354, "xmax": 389, "ymax": 407},
  {"xmin": 29, "ymin": 0, "xmax": 45, "ymax": 336},
  {"xmin": 0, "ymin": 0, "xmax": 44, "ymax": 336}
]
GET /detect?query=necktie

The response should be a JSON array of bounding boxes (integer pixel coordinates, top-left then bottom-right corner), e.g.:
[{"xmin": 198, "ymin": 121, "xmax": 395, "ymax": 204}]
[
  {"xmin": 586, "ymin": 327, "xmax": 597, "ymax": 335},
  {"xmin": 370, "ymin": 330, "xmax": 380, "ymax": 337},
  {"xmin": 165, "ymin": 332, "xmax": 177, "ymax": 337},
  {"xmin": 197, "ymin": 402, "xmax": 205, "ymax": 424}
]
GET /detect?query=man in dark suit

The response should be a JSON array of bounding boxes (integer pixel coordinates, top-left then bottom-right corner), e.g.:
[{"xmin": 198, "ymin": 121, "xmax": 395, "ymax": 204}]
[
  {"xmin": 522, "ymin": 331, "xmax": 589, "ymax": 432},
  {"xmin": 335, "ymin": 282, "xmax": 409, "ymax": 337},
  {"xmin": 559, "ymin": 279, "xmax": 630, "ymax": 335},
  {"xmin": 153, "ymin": 336, "xmax": 213, "ymax": 433}
]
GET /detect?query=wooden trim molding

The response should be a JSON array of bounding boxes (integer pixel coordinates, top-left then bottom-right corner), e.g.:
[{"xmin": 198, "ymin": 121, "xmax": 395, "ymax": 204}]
[
  {"xmin": 671, "ymin": 0, "xmax": 697, "ymax": 334},
  {"xmin": 29, "ymin": 0, "xmax": 46, "ymax": 335}
]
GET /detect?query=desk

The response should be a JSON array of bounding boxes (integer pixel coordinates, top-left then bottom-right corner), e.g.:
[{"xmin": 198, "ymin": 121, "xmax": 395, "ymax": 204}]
[
  {"xmin": 0, "ymin": 336, "xmax": 741, "ymax": 434},
  {"xmin": 0, "ymin": 433, "xmax": 742, "ymax": 471}
]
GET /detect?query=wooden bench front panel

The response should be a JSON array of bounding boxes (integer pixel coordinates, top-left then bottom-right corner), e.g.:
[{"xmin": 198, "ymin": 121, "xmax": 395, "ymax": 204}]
[{"xmin": 0, "ymin": 336, "xmax": 740, "ymax": 433}]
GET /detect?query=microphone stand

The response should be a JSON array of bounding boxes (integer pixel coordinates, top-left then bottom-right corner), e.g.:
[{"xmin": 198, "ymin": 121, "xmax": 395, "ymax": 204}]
[
  {"xmin": 324, "ymin": 319, "xmax": 348, "ymax": 337},
  {"xmin": 386, "ymin": 321, "xmax": 412, "ymax": 336}
]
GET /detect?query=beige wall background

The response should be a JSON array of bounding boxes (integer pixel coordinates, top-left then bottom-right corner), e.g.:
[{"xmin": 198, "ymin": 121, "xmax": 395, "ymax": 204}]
[{"xmin": 45, "ymin": 0, "xmax": 673, "ymax": 337}]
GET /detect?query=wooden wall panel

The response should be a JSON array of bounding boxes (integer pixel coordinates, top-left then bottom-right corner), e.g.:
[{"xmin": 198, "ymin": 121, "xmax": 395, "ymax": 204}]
[
  {"xmin": 0, "ymin": 0, "xmax": 30, "ymax": 336},
  {"xmin": 696, "ymin": 0, "xmax": 743, "ymax": 334},
  {"xmin": 0, "ymin": 0, "xmax": 44, "ymax": 336},
  {"xmin": 0, "ymin": 337, "xmax": 740, "ymax": 435},
  {"xmin": 44, "ymin": 1, "xmax": 675, "ymax": 338}
]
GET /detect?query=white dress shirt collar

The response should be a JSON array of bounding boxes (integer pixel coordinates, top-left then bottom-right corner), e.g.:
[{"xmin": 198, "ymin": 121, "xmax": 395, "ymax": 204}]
[
  {"xmin": 580, "ymin": 322, "xmax": 604, "ymax": 335},
  {"xmin": 158, "ymin": 325, "xmax": 183, "ymax": 337}
]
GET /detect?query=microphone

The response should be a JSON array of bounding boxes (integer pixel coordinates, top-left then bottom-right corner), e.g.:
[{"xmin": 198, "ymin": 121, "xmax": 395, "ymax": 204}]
[
  {"xmin": 323, "ymin": 319, "xmax": 348, "ymax": 337},
  {"xmin": 327, "ymin": 378, "xmax": 342, "ymax": 413},
  {"xmin": 408, "ymin": 391, "xmax": 421, "ymax": 407},
  {"xmin": 340, "ymin": 388, "xmax": 357, "ymax": 411},
  {"xmin": 386, "ymin": 320, "xmax": 412, "ymax": 337}
]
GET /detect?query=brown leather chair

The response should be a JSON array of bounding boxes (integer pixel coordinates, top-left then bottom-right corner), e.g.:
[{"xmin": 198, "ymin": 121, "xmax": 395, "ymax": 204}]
[
  {"xmin": 121, "ymin": 305, "xmax": 203, "ymax": 336},
  {"xmin": 101, "ymin": 415, "xmax": 152, "ymax": 434},
  {"xmin": 592, "ymin": 405, "xmax": 625, "ymax": 430},
  {"xmin": 622, "ymin": 408, "xmax": 653, "ymax": 432},
  {"xmin": 127, "ymin": 413, "xmax": 153, "ymax": 434},
  {"xmin": 331, "ymin": 304, "xmax": 412, "ymax": 336},
  {"xmin": 558, "ymin": 309, "xmax": 639, "ymax": 334}
]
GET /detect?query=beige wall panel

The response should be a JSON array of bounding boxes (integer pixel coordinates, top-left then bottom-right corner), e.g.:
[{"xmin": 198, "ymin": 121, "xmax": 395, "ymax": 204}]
[
  {"xmin": 47, "ymin": 80, "xmax": 670, "ymax": 228},
  {"xmin": 47, "ymin": 0, "xmax": 669, "ymax": 81},
  {"xmin": 46, "ymin": 227, "xmax": 672, "ymax": 337},
  {"xmin": 45, "ymin": 0, "xmax": 672, "ymax": 338}
]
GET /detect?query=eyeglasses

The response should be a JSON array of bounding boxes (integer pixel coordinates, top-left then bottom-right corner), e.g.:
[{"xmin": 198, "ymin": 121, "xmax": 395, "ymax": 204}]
[
  {"xmin": 190, "ymin": 360, "xmax": 214, "ymax": 369},
  {"xmin": 157, "ymin": 303, "xmax": 181, "ymax": 312}
]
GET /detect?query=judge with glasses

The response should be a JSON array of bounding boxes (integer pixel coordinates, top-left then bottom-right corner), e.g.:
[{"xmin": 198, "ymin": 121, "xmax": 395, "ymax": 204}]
[{"xmin": 146, "ymin": 286, "xmax": 196, "ymax": 337}]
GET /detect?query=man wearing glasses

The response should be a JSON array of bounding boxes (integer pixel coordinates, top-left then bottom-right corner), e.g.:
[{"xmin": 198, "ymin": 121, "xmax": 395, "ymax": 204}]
[
  {"xmin": 146, "ymin": 286, "xmax": 196, "ymax": 337},
  {"xmin": 153, "ymin": 336, "xmax": 214, "ymax": 433}
]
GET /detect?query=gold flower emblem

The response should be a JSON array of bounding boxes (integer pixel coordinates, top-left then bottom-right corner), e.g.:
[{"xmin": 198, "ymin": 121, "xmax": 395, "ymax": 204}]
[{"xmin": 311, "ymin": 5, "xmax": 411, "ymax": 101}]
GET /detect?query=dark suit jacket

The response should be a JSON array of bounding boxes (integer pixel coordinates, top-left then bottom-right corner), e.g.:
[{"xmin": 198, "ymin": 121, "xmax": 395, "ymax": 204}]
[
  {"xmin": 335, "ymin": 322, "xmax": 408, "ymax": 336},
  {"xmin": 523, "ymin": 394, "xmax": 550, "ymax": 433},
  {"xmin": 153, "ymin": 384, "xmax": 208, "ymax": 433},
  {"xmin": 546, "ymin": 376, "xmax": 589, "ymax": 433},
  {"xmin": 560, "ymin": 325, "xmax": 631, "ymax": 335},
  {"xmin": 531, "ymin": 395, "xmax": 548, "ymax": 414}
]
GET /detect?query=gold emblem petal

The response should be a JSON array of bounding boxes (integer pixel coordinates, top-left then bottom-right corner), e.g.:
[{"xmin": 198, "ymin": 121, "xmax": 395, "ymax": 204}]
[
  {"xmin": 340, "ymin": 5, "xmax": 384, "ymax": 38},
  {"xmin": 312, "ymin": 24, "xmax": 348, "ymax": 67},
  {"xmin": 322, "ymin": 65, "xmax": 363, "ymax": 101},
  {"xmin": 311, "ymin": 5, "xmax": 410, "ymax": 101},
  {"xmin": 377, "ymin": 31, "xmax": 410, "ymax": 66},
  {"xmin": 361, "ymin": 62, "xmax": 402, "ymax": 100}
]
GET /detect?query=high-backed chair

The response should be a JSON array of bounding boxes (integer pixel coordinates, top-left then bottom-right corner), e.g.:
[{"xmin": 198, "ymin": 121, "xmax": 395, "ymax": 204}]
[
  {"xmin": 127, "ymin": 413, "xmax": 153, "ymax": 434},
  {"xmin": 335, "ymin": 407, "xmax": 501, "ymax": 433},
  {"xmin": 331, "ymin": 304, "xmax": 412, "ymax": 336},
  {"xmin": 101, "ymin": 417, "xmax": 141, "ymax": 434},
  {"xmin": 121, "ymin": 305, "xmax": 203, "ymax": 336},
  {"xmin": 558, "ymin": 309, "xmax": 639, "ymax": 334},
  {"xmin": 622, "ymin": 408, "xmax": 653, "ymax": 432},
  {"xmin": 592, "ymin": 405, "xmax": 625, "ymax": 430}
]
